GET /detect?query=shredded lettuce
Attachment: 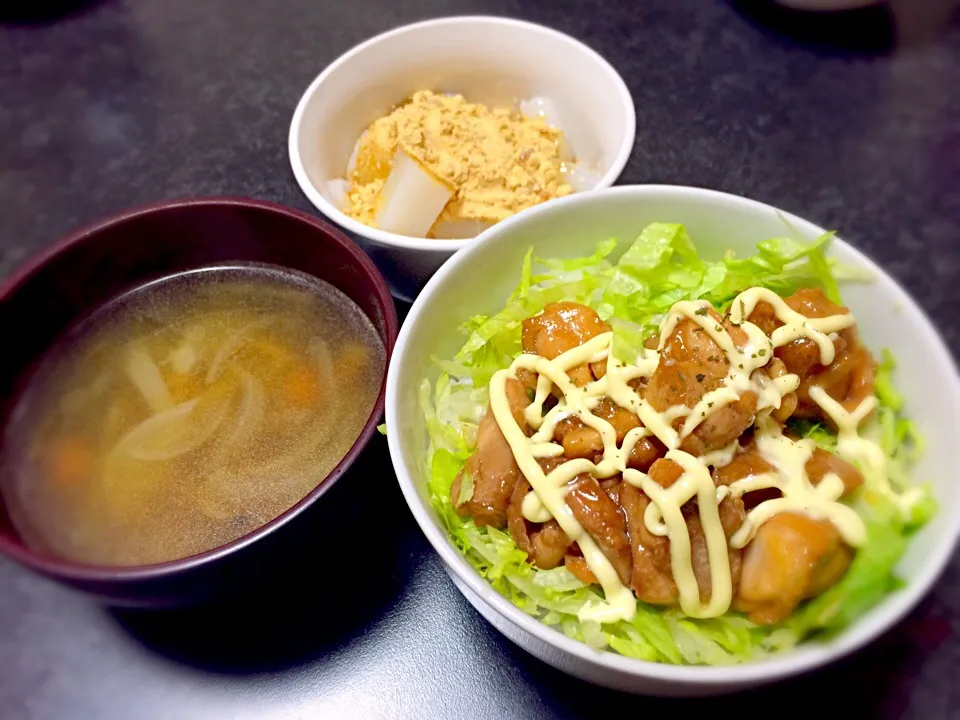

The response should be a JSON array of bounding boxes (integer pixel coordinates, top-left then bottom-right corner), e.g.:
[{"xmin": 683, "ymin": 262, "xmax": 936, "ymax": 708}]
[
  {"xmin": 444, "ymin": 245, "xmax": 613, "ymax": 386},
  {"xmin": 421, "ymin": 224, "xmax": 933, "ymax": 665}
]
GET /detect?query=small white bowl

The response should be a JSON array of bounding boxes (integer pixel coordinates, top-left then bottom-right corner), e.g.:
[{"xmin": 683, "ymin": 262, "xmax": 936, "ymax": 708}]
[
  {"xmin": 288, "ymin": 16, "xmax": 636, "ymax": 302},
  {"xmin": 385, "ymin": 185, "xmax": 960, "ymax": 695}
]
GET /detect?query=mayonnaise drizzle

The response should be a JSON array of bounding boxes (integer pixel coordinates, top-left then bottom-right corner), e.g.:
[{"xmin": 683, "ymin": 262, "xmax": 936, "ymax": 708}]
[
  {"xmin": 490, "ymin": 335, "xmax": 639, "ymax": 623},
  {"xmin": 727, "ymin": 415, "xmax": 867, "ymax": 549},
  {"xmin": 730, "ymin": 288, "xmax": 855, "ymax": 365},
  {"xmin": 487, "ymin": 287, "xmax": 881, "ymax": 622},
  {"xmin": 809, "ymin": 387, "xmax": 925, "ymax": 514},
  {"xmin": 624, "ymin": 451, "xmax": 733, "ymax": 617}
]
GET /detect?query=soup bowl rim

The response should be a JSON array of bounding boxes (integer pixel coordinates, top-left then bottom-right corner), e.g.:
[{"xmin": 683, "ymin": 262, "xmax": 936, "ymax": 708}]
[{"xmin": 0, "ymin": 196, "xmax": 398, "ymax": 581}]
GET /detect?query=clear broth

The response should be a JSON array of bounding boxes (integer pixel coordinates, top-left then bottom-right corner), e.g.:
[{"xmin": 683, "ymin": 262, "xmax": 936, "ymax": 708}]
[{"xmin": 1, "ymin": 264, "xmax": 386, "ymax": 566}]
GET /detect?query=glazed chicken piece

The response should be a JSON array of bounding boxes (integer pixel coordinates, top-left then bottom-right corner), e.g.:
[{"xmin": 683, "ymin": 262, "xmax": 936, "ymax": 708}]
[
  {"xmin": 747, "ymin": 287, "xmax": 876, "ymax": 423},
  {"xmin": 450, "ymin": 418, "xmax": 516, "ymax": 528},
  {"xmin": 619, "ymin": 480, "xmax": 678, "ymax": 604},
  {"xmin": 804, "ymin": 445, "xmax": 864, "ymax": 495},
  {"xmin": 502, "ymin": 454, "xmax": 630, "ymax": 582},
  {"xmin": 564, "ymin": 553, "xmax": 598, "ymax": 585},
  {"xmin": 734, "ymin": 511, "xmax": 853, "ymax": 624},
  {"xmin": 564, "ymin": 472, "xmax": 633, "ymax": 585},
  {"xmin": 551, "ymin": 397, "xmax": 666, "ymax": 470},
  {"xmin": 595, "ymin": 397, "xmax": 642, "ymax": 440},
  {"xmin": 451, "ymin": 378, "xmax": 530, "ymax": 528},
  {"xmin": 600, "ymin": 475, "xmax": 622, "ymax": 503},
  {"xmin": 620, "ymin": 458, "xmax": 744, "ymax": 605},
  {"xmin": 553, "ymin": 415, "xmax": 603, "ymax": 460},
  {"xmin": 501, "ymin": 376, "xmax": 533, "ymax": 429},
  {"xmin": 595, "ymin": 400, "xmax": 669, "ymax": 471},
  {"xmin": 507, "ymin": 473, "xmax": 571, "ymax": 570},
  {"xmin": 712, "ymin": 447, "xmax": 780, "ymax": 509},
  {"xmin": 645, "ymin": 308, "xmax": 758, "ymax": 455},
  {"xmin": 521, "ymin": 302, "xmax": 610, "ymax": 386},
  {"xmin": 628, "ymin": 436, "xmax": 668, "ymax": 472},
  {"xmin": 712, "ymin": 443, "xmax": 860, "ymax": 624},
  {"xmin": 713, "ymin": 442, "xmax": 864, "ymax": 509},
  {"xmin": 763, "ymin": 356, "xmax": 799, "ymax": 423}
]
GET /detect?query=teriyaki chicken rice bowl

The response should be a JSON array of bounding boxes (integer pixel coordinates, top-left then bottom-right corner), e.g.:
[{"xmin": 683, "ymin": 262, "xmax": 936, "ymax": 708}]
[{"xmin": 420, "ymin": 222, "xmax": 935, "ymax": 665}]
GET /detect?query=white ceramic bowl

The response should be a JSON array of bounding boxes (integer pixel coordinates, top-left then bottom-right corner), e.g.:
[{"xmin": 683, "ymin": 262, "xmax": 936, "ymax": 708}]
[
  {"xmin": 386, "ymin": 185, "xmax": 960, "ymax": 695},
  {"xmin": 288, "ymin": 16, "xmax": 636, "ymax": 302}
]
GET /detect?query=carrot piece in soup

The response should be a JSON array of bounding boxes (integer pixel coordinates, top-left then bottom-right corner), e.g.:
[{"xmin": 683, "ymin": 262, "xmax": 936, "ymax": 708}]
[
  {"xmin": 51, "ymin": 438, "xmax": 93, "ymax": 486},
  {"xmin": 283, "ymin": 366, "xmax": 319, "ymax": 407}
]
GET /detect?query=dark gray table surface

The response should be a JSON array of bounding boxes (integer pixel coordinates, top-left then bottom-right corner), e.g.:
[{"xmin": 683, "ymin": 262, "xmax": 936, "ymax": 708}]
[{"xmin": 1, "ymin": 1, "xmax": 959, "ymax": 718}]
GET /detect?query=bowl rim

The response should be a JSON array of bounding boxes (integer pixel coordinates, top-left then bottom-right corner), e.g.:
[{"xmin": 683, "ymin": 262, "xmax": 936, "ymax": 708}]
[
  {"xmin": 386, "ymin": 183, "xmax": 960, "ymax": 686},
  {"xmin": 288, "ymin": 14, "xmax": 637, "ymax": 252},
  {"xmin": 0, "ymin": 196, "xmax": 399, "ymax": 582}
]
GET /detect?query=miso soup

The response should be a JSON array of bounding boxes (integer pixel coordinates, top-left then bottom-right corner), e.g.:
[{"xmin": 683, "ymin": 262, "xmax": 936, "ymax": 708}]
[{"xmin": 0, "ymin": 265, "xmax": 386, "ymax": 566}]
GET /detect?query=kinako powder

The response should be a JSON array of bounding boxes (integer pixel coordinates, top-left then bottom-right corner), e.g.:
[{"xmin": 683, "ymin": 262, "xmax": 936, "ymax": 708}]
[{"xmin": 343, "ymin": 91, "xmax": 574, "ymax": 236}]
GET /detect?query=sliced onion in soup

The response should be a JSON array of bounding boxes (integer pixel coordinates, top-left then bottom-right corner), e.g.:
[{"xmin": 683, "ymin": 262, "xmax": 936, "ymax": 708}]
[
  {"xmin": 205, "ymin": 318, "xmax": 272, "ymax": 384},
  {"xmin": 308, "ymin": 336, "xmax": 334, "ymax": 397},
  {"xmin": 169, "ymin": 342, "xmax": 197, "ymax": 375},
  {"xmin": 219, "ymin": 369, "xmax": 264, "ymax": 450},
  {"xmin": 125, "ymin": 346, "xmax": 175, "ymax": 413},
  {"xmin": 114, "ymin": 374, "xmax": 236, "ymax": 461}
]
